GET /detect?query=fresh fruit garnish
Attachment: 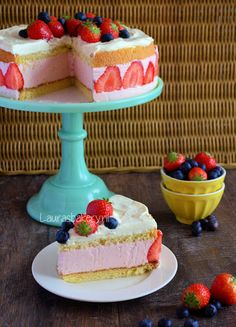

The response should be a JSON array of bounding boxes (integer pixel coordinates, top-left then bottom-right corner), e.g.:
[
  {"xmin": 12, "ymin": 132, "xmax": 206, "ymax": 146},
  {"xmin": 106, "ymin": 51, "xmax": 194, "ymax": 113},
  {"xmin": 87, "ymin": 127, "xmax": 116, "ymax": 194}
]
[
  {"xmin": 138, "ymin": 319, "xmax": 154, "ymax": 327},
  {"xmin": 114, "ymin": 20, "xmax": 125, "ymax": 31},
  {"xmin": 211, "ymin": 299, "xmax": 222, "ymax": 310},
  {"xmin": 147, "ymin": 230, "xmax": 162, "ymax": 263},
  {"xmin": 169, "ymin": 170, "xmax": 185, "ymax": 180},
  {"xmin": 48, "ymin": 21, "xmax": 64, "ymax": 38},
  {"xmin": 144, "ymin": 62, "xmax": 155, "ymax": 84},
  {"xmin": 18, "ymin": 29, "xmax": 28, "ymax": 38},
  {"xmin": 119, "ymin": 29, "xmax": 130, "ymax": 38},
  {"xmin": 205, "ymin": 214, "xmax": 219, "ymax": 231},
  {"xmin": 94, "ymin": 66, "xmax": 122, "ymax": 93},
  {"xmin": 56, "ymin": 229, "xmax": 69, "ymax": 243},
  {"xmin": 74, "ymin": 12, "xmax": 87, "ymax": 21},
  {"xmin": 164, "ymin": 152, "xmax": 185, "ymax": 171},
  {"xmin": 123, "ymin": 61, "xmax": 144, "ymax": 89},
  {"xmin": 157, "ymin": 318, "xmax": 173, "ymax": 327},
  {"xmin": 101, "ymin": 33, "xmax": 114, "ymax": 42},
  {"xmin": 28, "ymin": 20, "xmax": 53, "ymax": 40},
  {"xmin": 100, "ymin": 21, "xmax": 119, "ymax": 38},
  {"xmin": 58, "ymin": 17, "xmax": 66, "ymax": 29},
  {"xmin": 184, "ymin": 318, "xmax": 199, "ymax": 327},
  {"xmin": 61, "ymin": 220, "xmax": 74, "ymax": 231},
  {"xmin": 0, "ymin": 69, "xmax": 5, "ymax": 86},
  {"xmin": 182, "ymin": 283, "xmax": 210, "ymax": 309},
  {"xmin": 93, "ymin": 16, "xmax": 103, "ymax": 27},
  {"xmin": 210, "ymin": 273, "xmax": 236, "ymax": 305},
  {"xmin": 104, "ymin": 217, "xmax": 118, "ymax": 229},
  {"xmin": 78, "ymin": 22, "xmax": 101, "ymax": 43},
  {"xmin": 191, "ymin": 221, "xmax": 202, "ymax": 237},
  {"xmin": 50, "ymin": 15, "xmax": 58, "ymax": 22},
  {"xmin": 188, "ymin": 167, "xmax": 207, "ymax": 181},
  {"xmin": 86, "ymin": 12, "xmax": 96, "ymax": 19},
  {"xmin": 176, "ymin": 306, "xmax": 190, "ymax": 319},
  {"xmin": 37, "ymin": 11, "xmax": 51, "ymax": 24},
  {"xmin": 204, "ymin": 303, "xmax": 218, "ymax": 317},
  {"xmin": 5, "ymin": 63, "xmax": 24, "ymax": 90},
  {"xmin": 74, "ymin": 214, "xmax": 98, "ymax": 236},
  {"xmin": 180, "ymin": 161, "xmax": 192, "ymax": 174},
  {"xmin": 195, "ymin": 152, "xmax": 217, "ymax": 171},
  {"xmin": 86, "ymin": 199, "xmax": 113, "ymax": 222},
  {"xmin": 66, "ymin": 18, "xmax": 81, "ymax": 37}
]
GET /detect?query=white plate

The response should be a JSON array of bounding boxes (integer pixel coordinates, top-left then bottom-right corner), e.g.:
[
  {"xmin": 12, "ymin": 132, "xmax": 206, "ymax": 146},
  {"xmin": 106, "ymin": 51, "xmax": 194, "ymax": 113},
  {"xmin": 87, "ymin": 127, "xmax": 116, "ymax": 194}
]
[{"xmin": 32, "ymin": 242, "xmax": 178, "ymax": 302}]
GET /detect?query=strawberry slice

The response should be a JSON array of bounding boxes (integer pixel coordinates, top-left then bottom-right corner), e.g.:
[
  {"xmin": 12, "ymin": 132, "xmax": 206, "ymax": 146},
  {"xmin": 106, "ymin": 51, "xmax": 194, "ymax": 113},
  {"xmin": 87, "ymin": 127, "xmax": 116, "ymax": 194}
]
[
  {"xmin": 147, "ymin": 230, "xmax": 163, "ymax": 263},
  {"xmin": 5, "ymin": 63, "xmax": 24, "ymax": 90},
  {"xmin": 0, "ymin": 69, "xmax": 5, "ymax": 86},
  {"xmin": 94, "ymin": 66, "xmax": 122, "ymax": 93},
  {"xmin": 123, "ymin": 61, "xmax": 144, "ymax": 89},
  {"xmin": 144, "ymin": 62, "xmax": 155, "ymax": 84}
]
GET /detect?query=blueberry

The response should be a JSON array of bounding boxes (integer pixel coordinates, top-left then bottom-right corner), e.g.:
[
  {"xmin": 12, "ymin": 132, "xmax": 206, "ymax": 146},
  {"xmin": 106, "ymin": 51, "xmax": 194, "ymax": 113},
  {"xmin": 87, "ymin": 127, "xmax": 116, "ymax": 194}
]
[
  {"xmin": 208, "ymin": 170, "xmax": 219, "ymax": 180},
  {"xmin": 198, "ymin": 163, "xmax": 206, "ymax": 171},
  {"xmin": 186, "ymin": 159, "xmax": 198, "ymax": 168},
  {"xmin": 56, "ymin": 229, "xmax": 69, "ymax": 243},
  {"xmin": 18, "ymin": 29, "xmax": 28, "ymax": 38},
  {"xmin": 93, "ymin": 16, "xmax": 103, "ymax": 26},
  {"xmin": 61, "ymin": 220, "xmax": 74, "ymax": 231},
  {"xmin": 101, "ymin": 33, "xmax": 114, "ymax": 42},
  {"xmin": 74, "ymin": 12, "xmax": 87, "ymax": 21},
  {"xmin": 158, "ymin": 318, "xmax": 173, "ymax": 327},
  {"xmin": 169, "ymin": 170, "xmax": 185, "ymax": 180},
  {"xmin": 215, "ymin": 166, "xmax": 224, "ymax": 176},
  {"xmin": 119, "ymin": 29, "xmax": 130, "ymax": 38},
  {"xmin": 184, "ymin": 318, "xmax": 199, "ymax": 327},
  {"xmin": 211, "ymin": 299, "xmax": 222, "ymax": 310},
  {"xmin": 191, "ymin": 222, "xmax": 202, "ymax": 236},
  {"xmin": 180, "ymin": 161, "xmax": 192, "ymax": 174},
  {"xmin": 38, "ymin": 11, "xmax": 51, "ymax": 24},
  {"xmin": 176, "ymin": 305, "xmax": 190, "ymax": 319},
  {"xmin": 58, "ymin": 18, "xmax": 66, "ymax": 29},
  {"xmin": 204, "ymin": 304, "xmax": 218, "ymax": 317},
  {"xmin": 138, "ymin": 319, "xmax": 154, "ymax": 327},
  {"xmin": 104, "ymin": 217, "xmax": 118, "ymax": 229},
  {"xmin": 205, "ymin": 218, "xmax": 219, "ymax": 231},
  {"xmin": 199, "ymin": 218, "xmax": 209, "ymax": 230}
]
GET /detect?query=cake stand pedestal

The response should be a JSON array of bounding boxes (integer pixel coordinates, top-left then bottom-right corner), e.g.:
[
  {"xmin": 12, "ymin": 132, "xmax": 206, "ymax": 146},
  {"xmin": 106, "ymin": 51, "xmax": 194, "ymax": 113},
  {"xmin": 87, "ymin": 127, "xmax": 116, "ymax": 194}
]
[{"xmin": 0, "ymin": 79, "xmax": 163, "ymax": 226}]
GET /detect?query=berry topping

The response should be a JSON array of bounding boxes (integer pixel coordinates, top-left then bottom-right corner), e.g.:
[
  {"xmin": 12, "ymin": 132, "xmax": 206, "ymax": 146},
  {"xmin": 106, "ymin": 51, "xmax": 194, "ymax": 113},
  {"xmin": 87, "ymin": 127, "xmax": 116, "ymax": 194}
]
[
  {"xmin": 204, "ymin": 303, "xmax": 218, "ymax": 317},
  {"xmin": 18, "ymin": 29, "xmax": 28, "ymax": 38},
  {"xmin": 210, "ymin": 273, "xmax": 236, "ymax": 305},
  {"xmin": 86, "ymin": 199, "xmax": 113, "ymax": 222},
  {"xmin": 28, "ymin": 20, "xmax": 53, "ymax": 40},
  {"xmin": 37, "ymin": 11, "xmax": 51, "ymax": 24},
  {"xmin": 58, "ymin": 18, "xmax": 66, "ymax": 29},
  {"xmin": 114, "ymin": 20, "xmax": 126, "ymax": 31},
  {"xmin": 74, "ymin": 214, "xmax": 98, "ymax": 236},
  {"xmin": 176, "ymin": 305, "xmax": 190, "ymax": 319},
  {"xmin": 94, "ymin": 66, "xmax": 122, "ymax": 93},
  {"xmin": 191, "ymin": 221, "xmax": 202, "ymax": 237},
  {"xmin": 138, "ymin": 319, "xmax": 154, "ymax": 327},
  {"xmin": 119, "ymin": 29, "xmax": 130, "ymax": 38},
  {"xmin": 0, "ymin": 69, "xmax": 5, "ymax": 86},
  {"xmin": 188, "ymin": 167, "xmax": 207, "ymax": 181},
  {"xmin": 184, "ymin": 318, "xmax": 199, "ymax": 327},
  {"xmin": 182, "ymin": 283, "xmax": 211, "ymax": 310},
  {"xmin": 169, "ymin": 169, "xmax": 185, "ymax": 180},
  {"xmin": 157, "ymin": 318, "xmax": 173, "ymax": 327},
  {"xmin": 100, "ymin": 21, "xmax": 119, "ymax": 38},
  {"xmin": 5, "ymin": 63, "xmax": 24, "ymax": 90},
  {"xmin": 48, "ymin": 21, "xmax": 64, "ymax": 38},
  {"xmin": 147, "ymin": 230, "xmax": 163, "ymax": 263},
  {"xmin": 66, "ymin": 18, "xmax": 81, "ymax": 37},
  {"xmin": 101, "ymin": 33, "xmax": 114, "ymax": 42},
  {"xmin": 123, "ymin": 61, "xmax": 144, "ymax": 89},
  {"xmin": 144, "ymin": 62, "xmax": 155, "ymax": 84},
  {"xmin": 50, "ymin": 16, "xmax": 58, "ymax": 22},
  {"xmin": 78, "ymin": 22, "xmax": 101, "ymax": 43},
  {"xmin": 93, "ymin": 16, "xmax": 103, "ymax": 27},
  {"xmin": 56, "ymin": 229, "xmax": 69, "ymax": 243},
  {"xmin": 180, "ymin": 161, "xmax": 192, "ymax": 174},
  {"xmin": 74, "ymin": 12, "xmax": 87, "ymax": 21},
  {"xmin": 86, "ymin": 12, "xmax": 96, "ymax": 19},
  {"xmin": 164, "ymin": 152, "xmax": 186, "ymax": 171},
  {"xmin": 61, "ymin": 220, "xmax": 74, "ymax": 231},
  {"xmin": 104, "ymin": 217, "xmax": 118, "ymax": 229},
  {"xmin": 195, "ymin": 152, "xmax": 217, "ymax": 171}
]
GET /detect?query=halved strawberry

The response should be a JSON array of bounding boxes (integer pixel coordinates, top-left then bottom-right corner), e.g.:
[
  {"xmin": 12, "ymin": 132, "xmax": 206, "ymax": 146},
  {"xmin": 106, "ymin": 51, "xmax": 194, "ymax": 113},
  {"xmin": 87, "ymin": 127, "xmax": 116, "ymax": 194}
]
[
  {"xmin": 0, "ymin": 69, "xmax": 5, "ymax": 86},
  {"xmin": 27, "ymin": 20, "xmax": 53, "ymax": 40},
  {"xmin": 48, "ymin": 21, "xmax": 64, "ymax": 38},
  {"xmin": 94, "ymin": 66, "xmax": 122, "ymax": 93},
  {"xmin": 123, "ymin": 61, "xmax": 144, "ymax": 89},
  {"xmin": 147, "ymin": 230, "xmax": 163, "ymax": 263},
  {"xmin": 5, "ymin": 63, "xmax": 24, "ymax": 90},
  {"xmin": 144, "ymin": 62, "xmax": 155, "ymax": 84}
]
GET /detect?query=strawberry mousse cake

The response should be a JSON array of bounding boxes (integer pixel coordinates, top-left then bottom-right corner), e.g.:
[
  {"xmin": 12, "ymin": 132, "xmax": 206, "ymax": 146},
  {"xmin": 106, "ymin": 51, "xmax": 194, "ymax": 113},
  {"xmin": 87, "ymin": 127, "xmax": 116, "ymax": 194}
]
[
  {"xmin": 0, "ymin": 11, "xmax": 159, "ymax": 101},
  {"xmin": 56, "ymin": 195, "xmax": 162, "ymax": 283}
]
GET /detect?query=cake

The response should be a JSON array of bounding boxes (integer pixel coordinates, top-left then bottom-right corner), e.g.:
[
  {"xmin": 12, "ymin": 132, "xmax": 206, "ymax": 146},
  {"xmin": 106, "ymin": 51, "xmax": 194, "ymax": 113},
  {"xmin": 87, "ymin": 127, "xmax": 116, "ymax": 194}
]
[
  {"xmin": 56, "ymin": 195, "xmax": 163, "ymax": 283},
  {"xmin": 0, "ymin": 11, "xmax": 159, "ymax": 102}
]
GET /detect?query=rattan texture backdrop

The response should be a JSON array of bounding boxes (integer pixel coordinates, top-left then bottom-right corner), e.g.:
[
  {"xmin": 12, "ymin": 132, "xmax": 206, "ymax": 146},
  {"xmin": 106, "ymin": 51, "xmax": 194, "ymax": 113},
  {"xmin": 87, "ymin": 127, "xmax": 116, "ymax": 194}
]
[{"xmin": 0, "ymin": 0, "xmax": 235, "ymax": 174}]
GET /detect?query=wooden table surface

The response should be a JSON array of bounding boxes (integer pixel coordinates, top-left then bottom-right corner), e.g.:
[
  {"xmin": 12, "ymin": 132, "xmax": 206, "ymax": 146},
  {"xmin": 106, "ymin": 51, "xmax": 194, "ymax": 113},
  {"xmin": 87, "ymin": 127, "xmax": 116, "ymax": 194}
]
[{"xmin": 0, "ymin": 171, "xmax": 235, "ymax": 327}]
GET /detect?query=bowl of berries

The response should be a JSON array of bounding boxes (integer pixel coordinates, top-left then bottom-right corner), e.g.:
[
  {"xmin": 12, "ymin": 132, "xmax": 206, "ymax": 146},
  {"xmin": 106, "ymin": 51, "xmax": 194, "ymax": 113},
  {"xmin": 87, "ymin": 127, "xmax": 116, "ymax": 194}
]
[{"xmin": 161, "ymin": 151, "xmax": 226, "ymax": 195}]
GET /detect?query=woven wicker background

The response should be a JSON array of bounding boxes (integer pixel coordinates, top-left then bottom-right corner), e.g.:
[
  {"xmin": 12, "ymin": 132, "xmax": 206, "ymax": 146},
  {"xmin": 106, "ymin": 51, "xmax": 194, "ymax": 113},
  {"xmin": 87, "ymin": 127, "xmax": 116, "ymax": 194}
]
[{"xmin": 0, "ymin": 0, "xmax": 235, "ymax": 174}]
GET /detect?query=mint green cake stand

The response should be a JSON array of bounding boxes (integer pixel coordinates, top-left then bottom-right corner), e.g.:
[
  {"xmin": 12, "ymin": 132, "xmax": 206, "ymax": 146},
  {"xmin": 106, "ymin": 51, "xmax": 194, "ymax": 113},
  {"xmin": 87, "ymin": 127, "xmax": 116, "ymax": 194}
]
[{"xmin": 0, "ymin": 79, "xmax": 163, "ymax": 226}]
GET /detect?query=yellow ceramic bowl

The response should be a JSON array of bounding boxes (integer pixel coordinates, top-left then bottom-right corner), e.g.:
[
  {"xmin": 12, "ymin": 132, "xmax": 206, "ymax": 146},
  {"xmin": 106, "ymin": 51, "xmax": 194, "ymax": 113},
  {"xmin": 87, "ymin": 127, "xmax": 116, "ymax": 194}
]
[
  {"xmin": 161, "ymin": 167, "xmax": 226, "ymax": 195},
  {"xmin": 161, "ymin": 182, "xmax": 225, "ymax": 224}
]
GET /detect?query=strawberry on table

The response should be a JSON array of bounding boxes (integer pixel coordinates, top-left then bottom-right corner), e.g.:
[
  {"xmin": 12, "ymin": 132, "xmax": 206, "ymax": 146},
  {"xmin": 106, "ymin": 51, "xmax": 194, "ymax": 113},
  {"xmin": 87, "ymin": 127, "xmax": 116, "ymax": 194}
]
[
  {"xmin": 123, "ymin": 61, "xmax": 144, "ymax": 89},
  {"xmin": 27, "ymin": 20, "xmax": 53, "ymax": 40},
  {"xmin": 188, "ymin": 167, "xmax": 208, "ymax": 181},
  {"xmin": 164, "ymin": 151, "xmax": 185, "ymax": 171},
  {"xmin": 147, "ymin": 230, "xmax": 163, "ymax": 263},
  {"xmin": 48, "ymin": 21, "xmax": 64, "ymax": 38},
  {"xmin": 78, "ymin": 22, "xmax": 101, "ymax": 43},
  {"xmin": 182, "ymin": 283, "xmax": 211, "ymax": 310},
  {"xmin": 74, "ymin": 214, "xmax": 98, "ymax": 236},
  {"xmin": 100, "ymin": 21, "xmax": 119, "ymax": 38},
  {"xmin": 0, "ymin": 69, "xmax": 5, "ymax": 86},
  {"xmin": 94, "ymin": 66, "xmax": 122, "ymax": 93},
  {"xmin": 195, "ymin": 152, "xmax": 217, "ymax": 171},
  {"xmin": 5, "ymin": 63, "xmax": 24, "ymax": 90},
  {"xmin": 86, "ymin": 198, "xmax": 113, "ymax": 223},
  {"xmin": 66, "ymin": 18, "xmax": 81, "ymax": 37},
  {"xmin": 144, "ymin": 62, "xmax": 155, "ymax": 84},
  {"xmin": 211, "ymin": 273, "xmax": 236, "ymax": 305}
]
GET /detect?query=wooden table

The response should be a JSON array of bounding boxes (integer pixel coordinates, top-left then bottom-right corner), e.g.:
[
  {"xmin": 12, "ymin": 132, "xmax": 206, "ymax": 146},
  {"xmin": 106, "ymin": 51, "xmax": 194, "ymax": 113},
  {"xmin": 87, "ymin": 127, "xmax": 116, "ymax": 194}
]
[{"xmin": 0, "ymin": 172, "xmax": 235, "ymax": 327}]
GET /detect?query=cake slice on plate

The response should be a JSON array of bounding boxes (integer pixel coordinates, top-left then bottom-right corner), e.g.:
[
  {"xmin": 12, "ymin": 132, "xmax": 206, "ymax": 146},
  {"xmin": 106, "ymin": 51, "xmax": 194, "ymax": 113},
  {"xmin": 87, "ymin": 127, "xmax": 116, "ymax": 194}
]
[{"xmin": 56, "ymin": 195, "xmax": 162, "ymax": 283}]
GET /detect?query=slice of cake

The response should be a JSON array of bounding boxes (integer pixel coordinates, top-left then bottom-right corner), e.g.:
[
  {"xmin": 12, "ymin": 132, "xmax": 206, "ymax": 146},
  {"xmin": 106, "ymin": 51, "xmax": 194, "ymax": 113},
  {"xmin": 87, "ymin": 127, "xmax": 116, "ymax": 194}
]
[
  {"xmin": 0, "ymin": 11, "xmax": 159, "ymax": 101},
  {"xmin": 56, "ymin": 195, "xmax": 163, "ymax": 283}
]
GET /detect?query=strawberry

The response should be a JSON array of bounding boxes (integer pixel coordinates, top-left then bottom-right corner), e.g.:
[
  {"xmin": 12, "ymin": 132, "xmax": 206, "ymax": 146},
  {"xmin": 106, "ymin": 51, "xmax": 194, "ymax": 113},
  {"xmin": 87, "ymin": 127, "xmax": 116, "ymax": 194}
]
[
  {"xmin": 144, "ymin": 62, "xmax": 155, "ymax": 84},
  {"xmin": 100, "ymin": 21, "xmax": 119, "ymax": 38},
  {"xmin": 147, "ymin": 230, "xmax": 163, "ymax": 263},
  {"xmin": 66, "ymin": 18, "xmax": 81, "ymax": 37},
  {"xmin": 86, "ymin": 199, "xmax": 113, "ymax": 223},
  {"xmin": 74, "ymin": 214, "xmax": 98, "ymax": 236},
  {"xmin": 195, "ymin": 152, "xmax": 217, "ymax": 171},
  {"xmin": 0, "ymin": 69, "xmax": 5, "ymax": 86},
  {"xmin": 211, "ymin": 273, "xmax": 236, "ymax": 305},
  {"xmin": 114, "ymin": 20, "xmax": 125, "ymax": 31},
  {"xmin": 188, "ymin": 167, "xmax": 208, "ymax": 181},
  {"xmin": 78, "ymin": 22, "xmax": 101, "ymax": 43},
  {"xmin": 48, "ymin": 21, "xmax": 64, "ymax": 38},
  {"xmin": 50, "ymin": 15, "xmax": 58, "ymax": 22},
  {"xmin": 86, "ymin": 12, "xmax": 96, "ymax": 19},
  {"xmin": 27, "ymin": 20, "xmax": 53, "ymax": 40},
  {"xmin": 123, "ymin": 61, "xmax": 144, "ymax": 89},
  {"xmin": 182, "ymin": 284, "xmax": 211, "ymax": 310},
  {"xmin": 94, "ymin": 66, "xmax": 122, "ymax": 93},
  {"xmin": 5, "ymin": 63, "xmax": 24, "ymax": 90},
  {"xmin": 164, "ymin": 152, "xmax": 185, "ymax": 171}
]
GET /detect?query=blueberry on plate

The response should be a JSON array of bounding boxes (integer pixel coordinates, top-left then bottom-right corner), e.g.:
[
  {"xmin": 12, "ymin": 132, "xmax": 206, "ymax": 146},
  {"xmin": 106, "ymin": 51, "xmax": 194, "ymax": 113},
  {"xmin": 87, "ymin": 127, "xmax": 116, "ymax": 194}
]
[
  {"xmin": 61, "ymin": 220, "xmax": 74, "ymax": 231},
  {"xmin": 184, "ymin": 318, "xmax": 199, "ymax": 327},
  {"xmin": 204, "ymin": 304, "xmax": 218, "ymax": 317},
  {"xmin": 104, "ymin": 217, "xmax": 118, "ymax": 229},
  {"xmin": 138, "ymin": 319, "xmax": 154, "ymax": 327},
  {"xmin": 198, "ymin": 163, "xmax": 206, "ymax": 171},
  {"xmin": 19, "ymin": 29, "xmax": 28, "ymax": 38},
  {"xmin": 191, "ymin": 221, "xmax": 202, "ymax": 236},
  {"xmin": 38, "ymin": 11, "xmax": 51, "ymax": 24},
  {"xmin": 169, "ymin": 169, "xmax": 185, "ymax": 180},
  {"xmin": 74, "ymin": 12, "xmax": 87, "ymax": 21},
  {"xmin": 158, "ymin": 318, "xmax": 173, "ymax": 327},
  {"xmin": 186, "ymin": 159, "xmax": 198, "ymax": 168},
  {"xmin": 119, "ymin": 29, "xmax": 130, "ymax": 38},
  {"xmin": 208, "ymin": 170, "xmax": 219, "ymax": 180},
  {"xmin": 176, "ymin": 305, "xmax": 190, "ymax": 319},
  {"xmin": 101, "ymin": 33, "xmax": 114, "ymax": 42},
  {"xmin": 211, "ymin": 299, "xmax": 222, "ymax": 310},
  {"xmin": 180, "ymin": 161, "xmax": 192, "ymax": 174},
  {"xmin": 56, "ymin": 229, "xmax": 69, "ymax": 243}
]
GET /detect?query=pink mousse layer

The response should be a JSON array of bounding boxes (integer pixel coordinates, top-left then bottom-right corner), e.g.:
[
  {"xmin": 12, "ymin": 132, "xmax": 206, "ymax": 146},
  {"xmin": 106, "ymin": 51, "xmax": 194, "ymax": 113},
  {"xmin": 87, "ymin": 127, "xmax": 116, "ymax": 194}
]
[{"xmin": 58, "ymin": 239, "xmax": 154, "ymax": 275}]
